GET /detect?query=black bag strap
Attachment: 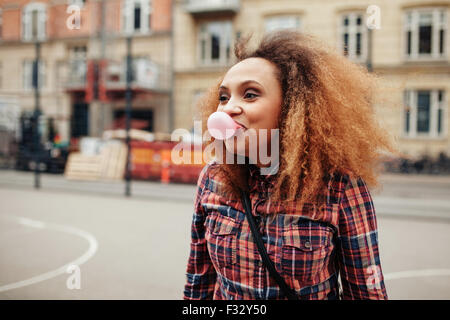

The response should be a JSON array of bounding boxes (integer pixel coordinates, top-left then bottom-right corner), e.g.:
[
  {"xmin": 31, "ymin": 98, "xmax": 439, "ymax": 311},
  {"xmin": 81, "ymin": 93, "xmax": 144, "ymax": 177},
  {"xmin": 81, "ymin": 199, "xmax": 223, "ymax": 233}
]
[{"xmin": 241, "ymin": 190, "xmax": 299, "ymax": 300}]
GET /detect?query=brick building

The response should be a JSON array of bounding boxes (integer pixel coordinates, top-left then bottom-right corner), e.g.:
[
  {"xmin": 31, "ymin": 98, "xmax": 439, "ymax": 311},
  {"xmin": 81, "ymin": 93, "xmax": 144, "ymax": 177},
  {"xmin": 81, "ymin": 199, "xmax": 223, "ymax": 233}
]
[
  {"xmin": 0, "ymin": 0, "xmax": 449, "ymax": 160},
  {"xmin": 0, "ymin": 0, "xmax": 173, "ymax": 141}
]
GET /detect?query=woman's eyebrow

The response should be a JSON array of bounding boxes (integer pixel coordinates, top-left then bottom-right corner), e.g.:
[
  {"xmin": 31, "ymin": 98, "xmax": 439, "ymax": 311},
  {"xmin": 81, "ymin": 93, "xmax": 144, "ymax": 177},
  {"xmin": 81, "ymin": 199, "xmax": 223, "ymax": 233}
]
[{"xmin": 219, "ymin": 80, "xmax": 264, "ymax": 90}]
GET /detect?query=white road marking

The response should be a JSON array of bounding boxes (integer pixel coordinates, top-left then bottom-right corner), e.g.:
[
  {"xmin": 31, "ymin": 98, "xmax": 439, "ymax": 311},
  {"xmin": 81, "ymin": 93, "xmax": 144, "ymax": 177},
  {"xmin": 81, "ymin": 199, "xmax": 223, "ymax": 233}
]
[
  {"xmin": 384, "ymin": 269, "xmax": 450, "ymax": 281},
  {"xmin": 0, "ymin": 215, "xmax": 98, "ymax": 292}
]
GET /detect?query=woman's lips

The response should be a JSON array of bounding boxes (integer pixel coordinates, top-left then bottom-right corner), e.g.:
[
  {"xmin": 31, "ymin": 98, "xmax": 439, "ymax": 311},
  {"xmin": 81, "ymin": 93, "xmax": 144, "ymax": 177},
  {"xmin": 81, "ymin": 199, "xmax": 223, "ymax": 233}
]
[{"xmin": 233, "ymin": 120, "xmax": 247, "ymax": 130}]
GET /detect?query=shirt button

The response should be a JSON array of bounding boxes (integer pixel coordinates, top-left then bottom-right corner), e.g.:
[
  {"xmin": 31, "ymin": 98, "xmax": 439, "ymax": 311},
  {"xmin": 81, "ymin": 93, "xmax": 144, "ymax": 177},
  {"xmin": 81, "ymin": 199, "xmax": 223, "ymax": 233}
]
[{"xmin": 304, "ymin": 241, "xmax": 312, "ymax": 249}]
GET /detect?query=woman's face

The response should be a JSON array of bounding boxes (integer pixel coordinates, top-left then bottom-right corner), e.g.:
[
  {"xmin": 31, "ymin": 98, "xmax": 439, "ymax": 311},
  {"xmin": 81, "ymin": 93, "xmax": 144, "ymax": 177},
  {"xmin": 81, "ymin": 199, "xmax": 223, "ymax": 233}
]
[{"xmin": 217, "ymin": 57, "xmax": 283, "ymax": 166}]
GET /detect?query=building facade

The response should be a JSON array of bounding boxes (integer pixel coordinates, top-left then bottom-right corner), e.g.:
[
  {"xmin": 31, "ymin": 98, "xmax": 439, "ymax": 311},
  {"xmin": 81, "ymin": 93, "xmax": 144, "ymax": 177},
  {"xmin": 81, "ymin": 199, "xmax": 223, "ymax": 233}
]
[
  {"xmin": 173, "ymin": 0, "xmax": 449, "ymax": 159},
  {"xmin": 0, "ymin": 0, "xmax": 173, "ymax": 142},
  {"xmin": 0, "ymin": 0, "xmax": 448, "ymax": 160}
]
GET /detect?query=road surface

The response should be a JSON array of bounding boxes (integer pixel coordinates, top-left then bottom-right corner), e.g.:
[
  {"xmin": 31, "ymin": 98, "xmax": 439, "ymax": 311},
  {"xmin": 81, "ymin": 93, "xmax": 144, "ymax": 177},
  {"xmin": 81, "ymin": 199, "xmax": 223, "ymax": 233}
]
[{"xmin": 0, "ymin": 170, "xmax": 449, "ymax": 299}]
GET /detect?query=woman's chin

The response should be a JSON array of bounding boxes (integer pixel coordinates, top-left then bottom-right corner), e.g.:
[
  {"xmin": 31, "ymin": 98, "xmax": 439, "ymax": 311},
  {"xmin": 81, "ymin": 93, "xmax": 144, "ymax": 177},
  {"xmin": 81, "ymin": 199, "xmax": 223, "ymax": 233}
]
[{"xmin": 224, "ymin": 141, "xmax": 247, "ymax": 159}]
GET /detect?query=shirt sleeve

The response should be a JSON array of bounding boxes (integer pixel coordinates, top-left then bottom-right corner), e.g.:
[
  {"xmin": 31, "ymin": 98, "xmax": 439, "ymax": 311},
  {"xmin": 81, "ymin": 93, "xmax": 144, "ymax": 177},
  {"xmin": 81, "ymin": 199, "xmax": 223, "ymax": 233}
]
[
  {"xmin": 183, "ymin": 163, "xmax": 217, "ymax": 300},
  {"xmin": 336, "ymin": 174, "xmax": 388, "ymax": 300}
]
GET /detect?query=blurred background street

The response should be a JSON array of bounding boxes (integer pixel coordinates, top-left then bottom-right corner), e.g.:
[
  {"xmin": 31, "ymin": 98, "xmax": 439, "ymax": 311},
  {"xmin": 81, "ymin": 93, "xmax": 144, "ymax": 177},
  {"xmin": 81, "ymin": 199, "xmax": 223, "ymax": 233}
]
[{"xmin": 0, "ymin": 170, "xmax": 449, "ymax": 300}]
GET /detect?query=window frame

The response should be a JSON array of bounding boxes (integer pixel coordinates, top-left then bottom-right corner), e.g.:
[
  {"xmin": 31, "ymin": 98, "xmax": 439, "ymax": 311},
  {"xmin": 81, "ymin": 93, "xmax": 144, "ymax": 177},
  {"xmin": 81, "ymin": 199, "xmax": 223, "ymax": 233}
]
[
  {"xmin": 68, "ymin": 0, "xmax": 86, "ymax": 8},
  {"xmin": 197, "ymin": 20, "xmax": 233, "ymax": 67},
  {"xmin": 121, "ymin": 0, "xmax": 151, "ymax": 36},
  {"xmin": 22, "ymin": 2, "xmax": 47, "ymax": 42},
  {"xmin": 338, "ymin": 11, "xmax": 368, "ymax": 62},
  {"xmin": 403, "ymin": 7, "xmax": 447, "ymax": 61},
  {"xmin": 403, "ymin": 89, "xmax": 447, "ymax": 139},
  {"xmin": 68, "ymin": 46, "xmax": 88, "ymax": 85}
]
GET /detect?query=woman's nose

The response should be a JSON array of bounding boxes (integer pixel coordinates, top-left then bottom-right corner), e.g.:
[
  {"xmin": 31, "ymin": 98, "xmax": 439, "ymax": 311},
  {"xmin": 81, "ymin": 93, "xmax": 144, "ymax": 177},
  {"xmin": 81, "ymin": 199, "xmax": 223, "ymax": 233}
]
[{"xmin": 220, "ymin": 100, "xmax": 242, "ymax": 116}]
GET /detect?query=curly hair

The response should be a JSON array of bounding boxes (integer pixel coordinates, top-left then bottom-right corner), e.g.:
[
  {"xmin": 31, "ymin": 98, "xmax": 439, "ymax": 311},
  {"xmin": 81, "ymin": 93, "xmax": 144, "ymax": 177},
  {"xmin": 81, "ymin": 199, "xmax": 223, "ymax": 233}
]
[{"xmin": 197, "ymin": 30, "xmax": 403, "ymax": 213}]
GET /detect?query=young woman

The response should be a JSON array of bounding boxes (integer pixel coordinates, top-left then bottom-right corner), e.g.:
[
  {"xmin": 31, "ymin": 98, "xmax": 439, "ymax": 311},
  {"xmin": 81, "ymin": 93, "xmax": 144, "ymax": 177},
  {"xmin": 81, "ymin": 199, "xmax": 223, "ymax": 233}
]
[{"xmin": 183, "ymin": 30, "xmax": 400, "ymax": 300}]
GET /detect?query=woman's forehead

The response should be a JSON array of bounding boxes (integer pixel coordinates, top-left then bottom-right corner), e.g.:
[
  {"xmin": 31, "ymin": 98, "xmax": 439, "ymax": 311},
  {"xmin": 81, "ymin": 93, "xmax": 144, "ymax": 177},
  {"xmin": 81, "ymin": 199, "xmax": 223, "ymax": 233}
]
[{"xmin": 221, "ymin": 57, "xmax": 278, "ymax": 87}]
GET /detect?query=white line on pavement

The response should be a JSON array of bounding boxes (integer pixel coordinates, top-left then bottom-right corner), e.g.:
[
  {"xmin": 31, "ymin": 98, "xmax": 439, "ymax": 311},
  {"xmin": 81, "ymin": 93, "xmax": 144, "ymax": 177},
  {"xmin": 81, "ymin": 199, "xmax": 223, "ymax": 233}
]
[
  {"xmin": 0, "ymin": 215, "xmax": 98, "ymax": 292},
  {"xmin": 384, "ymin": 269, "xmax": 450, "ymax": 281}
]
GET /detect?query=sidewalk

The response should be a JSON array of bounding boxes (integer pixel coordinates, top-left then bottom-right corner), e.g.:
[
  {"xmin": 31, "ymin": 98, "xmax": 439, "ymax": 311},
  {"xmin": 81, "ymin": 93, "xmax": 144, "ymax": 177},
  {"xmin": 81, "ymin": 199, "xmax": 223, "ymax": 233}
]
[
  {"xmin": 0, "ymin": 169, "xmax": 196, "ymax": 202},
  {"xmin": 1, "ymin": 169, "xmax": 450, "ymax": 199},
  {"xmin": 379, "ymin": 172, "xmax": 450, "ymax": 185},
  {"xmin": 1, "ymin": 169, "xmax": 449, "ymax": 221}
]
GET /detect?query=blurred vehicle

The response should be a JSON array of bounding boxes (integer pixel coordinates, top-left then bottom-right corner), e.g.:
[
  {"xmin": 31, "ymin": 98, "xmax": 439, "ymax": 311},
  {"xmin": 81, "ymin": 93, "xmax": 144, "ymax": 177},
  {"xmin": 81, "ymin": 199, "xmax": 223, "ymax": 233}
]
[
  {"xmin": 15, "ymin": 112, "xmax": 69, "ymax": 174},
  {"xmin": 382, "ymin": 151, "xmax": 450, "ymax": 175}
]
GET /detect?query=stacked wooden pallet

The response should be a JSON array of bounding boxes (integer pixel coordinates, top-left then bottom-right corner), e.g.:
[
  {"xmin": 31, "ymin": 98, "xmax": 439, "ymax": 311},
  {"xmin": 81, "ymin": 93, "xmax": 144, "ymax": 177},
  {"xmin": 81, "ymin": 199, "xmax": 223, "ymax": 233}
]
[
  {"xmin": 64, "ymin": 140, "xmax": 128, "ymax": 181},
  {"xmin": 64, "ymin": 153, "xmax": 102, "ymax": 181},
  {"xmin": 99, "ymin": 141, "xmax": 128, "ymax": 180}
]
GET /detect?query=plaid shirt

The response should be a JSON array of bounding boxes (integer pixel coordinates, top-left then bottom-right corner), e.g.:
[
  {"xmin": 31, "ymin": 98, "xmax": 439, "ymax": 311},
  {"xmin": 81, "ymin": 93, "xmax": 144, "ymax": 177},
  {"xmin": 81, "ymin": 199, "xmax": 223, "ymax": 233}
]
[{"xmin": 183, "ymin": 160, "xmax": 388, "ymax": 300}]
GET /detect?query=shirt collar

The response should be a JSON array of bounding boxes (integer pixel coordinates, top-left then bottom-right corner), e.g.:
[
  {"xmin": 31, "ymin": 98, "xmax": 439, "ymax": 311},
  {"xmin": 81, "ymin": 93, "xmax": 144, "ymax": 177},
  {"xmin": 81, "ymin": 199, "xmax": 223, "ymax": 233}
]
[
  {"xmin": 248, "ymin": 162, "xmax": 279, "ymax": 189},
  {"xmin": 248, "ymin": 161, "xmax": 279, "ymax": 176}
]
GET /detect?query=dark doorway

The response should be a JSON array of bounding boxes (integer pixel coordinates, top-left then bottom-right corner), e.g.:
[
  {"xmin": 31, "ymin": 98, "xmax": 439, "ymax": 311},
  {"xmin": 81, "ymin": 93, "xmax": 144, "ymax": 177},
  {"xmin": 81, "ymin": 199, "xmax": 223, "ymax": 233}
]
[
  {"xmin": 71, "ymin": 102, "xmax": 89, "ymax": 138},
  {"xmin": 113, "ymin": 109, "xmax": 154, "ymax": 132}
]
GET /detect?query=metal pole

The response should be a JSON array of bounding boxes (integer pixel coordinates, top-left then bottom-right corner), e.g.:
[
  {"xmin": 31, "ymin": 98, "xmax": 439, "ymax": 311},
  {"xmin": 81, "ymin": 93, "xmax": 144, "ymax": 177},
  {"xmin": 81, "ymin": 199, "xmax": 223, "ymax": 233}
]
[
  {"xmin": 99, "ymin": 0, "xmax": 106, "ymax": 134},
  {"xmin": 125, "ymin": 36, "xmax": 132, "ymax": 196},
  {"xmin": 168, "ymin": 0, "xmax": 175, "ymax": 133},
  {"xmin": 33, "ymin": 41, "xmax": 41, "ymax": 189},
  {"xmin": 367, "ymin": 27, "xmax": 373, "ymax": 72}
]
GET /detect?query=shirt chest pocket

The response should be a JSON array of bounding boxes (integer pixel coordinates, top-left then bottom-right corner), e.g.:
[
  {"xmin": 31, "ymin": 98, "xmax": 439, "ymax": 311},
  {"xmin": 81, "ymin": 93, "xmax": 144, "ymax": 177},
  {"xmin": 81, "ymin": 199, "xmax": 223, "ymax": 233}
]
[
  {"xmin": 281, "ymin": 226, "xmax": 334, "ymax": 287},
  {"xmin": 204, "ymin": 212, "xmax": 239, "ymax": 269}
]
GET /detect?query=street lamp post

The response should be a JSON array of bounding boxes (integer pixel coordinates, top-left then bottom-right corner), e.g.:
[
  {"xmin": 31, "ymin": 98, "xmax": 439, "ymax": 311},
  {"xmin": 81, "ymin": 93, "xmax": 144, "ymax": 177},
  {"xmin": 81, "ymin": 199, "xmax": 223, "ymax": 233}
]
[
  {"xmin": 33, "ymin": 40, "xmax": 42, "ymax": 189},
  {"xmin": 366, "ymin": 27, "xmax": 373, "ymax": 73},
  {"xmin": 125, "ymin": 35, "xmax": 132, "ymax": 197}
]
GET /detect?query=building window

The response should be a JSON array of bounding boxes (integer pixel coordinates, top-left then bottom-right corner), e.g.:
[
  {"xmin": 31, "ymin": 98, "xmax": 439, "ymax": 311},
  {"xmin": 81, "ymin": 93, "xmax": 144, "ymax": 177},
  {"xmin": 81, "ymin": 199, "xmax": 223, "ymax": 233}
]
[
  {"xmin": 404, "ymin": 8, "xmax": 447, "ymax": 60},
  {"xmin": 403, "ymin": 89, "xmax": 446, "ymax": 138},
  {"xmin": 122, "ymin": 0, "xmax": 151, "ymax": 35},
  {"xmin": 69, "ymin": 46, "xmax": 87, "ymax": 85},
  {"xmin": 70, "ymin": 45, "xmax": 87, "ymax": 60},
  {"xmin": 22, "ymin": 2, "xmax": 47, "ymax": 41},
  {"xmin": 264, "ymin": 15, "xmax": 301, "ymax": 32},
  {"xmin": 339, "ymin": 12, "xmax": 367, "ymax": 61},
  {"xmin": 23, "ymin": 60, "xmax": 45, "ymax": 91},
  {"xmin": 198, "ymin": 21, "xmax": 232, "ymax": 66},
  {"xmin": 68, "ymin": 0, "xmax": 86, "ymax": 7}
]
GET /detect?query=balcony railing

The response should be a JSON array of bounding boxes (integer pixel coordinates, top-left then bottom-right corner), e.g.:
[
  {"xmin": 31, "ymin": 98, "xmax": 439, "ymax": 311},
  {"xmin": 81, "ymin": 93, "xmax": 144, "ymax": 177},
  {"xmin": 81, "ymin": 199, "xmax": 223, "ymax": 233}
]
[
  {"xmin": 185, "ymin": 0, "xmax": 240, "ymax": 15},
  {"xmin": 60, "ymin": 59, "xmax": 170, "ymax": 93},
  {"xmin": 105, "ymin": 59, "xmax": 170, "ymax": 92}
]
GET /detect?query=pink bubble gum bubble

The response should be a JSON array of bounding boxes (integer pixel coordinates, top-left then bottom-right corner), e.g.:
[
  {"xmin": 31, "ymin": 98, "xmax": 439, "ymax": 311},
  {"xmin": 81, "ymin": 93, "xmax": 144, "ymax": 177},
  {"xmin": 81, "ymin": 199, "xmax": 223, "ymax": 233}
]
[{"xmin": 207, "ymin": 111, "xmax": 243, "ymax": 140}]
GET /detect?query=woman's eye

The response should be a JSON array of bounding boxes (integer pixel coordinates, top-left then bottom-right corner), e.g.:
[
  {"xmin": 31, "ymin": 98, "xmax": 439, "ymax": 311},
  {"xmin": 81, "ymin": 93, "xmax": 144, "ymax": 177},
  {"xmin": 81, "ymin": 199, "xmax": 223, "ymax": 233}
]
[
  {"xmin": 219, "ymin": 91, "xmax": 257, "ymax": 102},
  {"xmin": 245, "ymin": 92, "xmax": 258, "ymax": 99}
]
